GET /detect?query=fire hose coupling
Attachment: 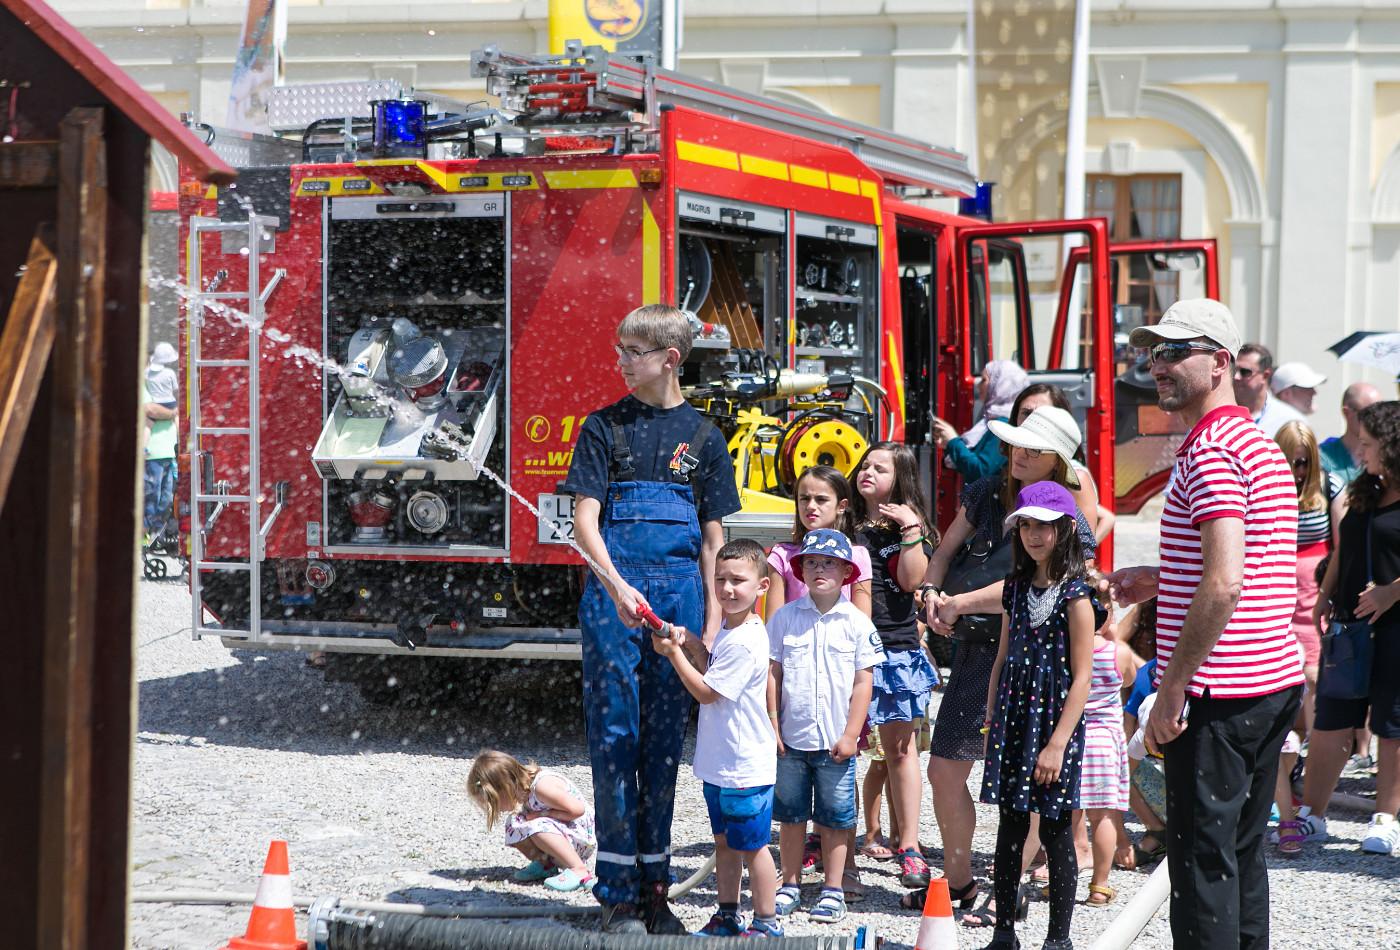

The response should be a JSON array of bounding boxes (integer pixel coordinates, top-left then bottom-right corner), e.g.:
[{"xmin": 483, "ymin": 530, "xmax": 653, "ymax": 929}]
[
  {"xmin": 637, "ymin": 604, "xmax": 675, "ymax": 641},
  {"xmin": 420, "ymin": 421, "xmax": 472, "ymax": 461}
]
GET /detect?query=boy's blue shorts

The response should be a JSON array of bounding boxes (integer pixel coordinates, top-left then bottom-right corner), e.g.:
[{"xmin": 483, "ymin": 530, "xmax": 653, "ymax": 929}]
[
  {"xmin": 702, "ymin": 782, "xmax": 775, "ymax": 852},
  {"xmin": 773, "ymin": 749, "xmax": 857, "ymax": 829}
]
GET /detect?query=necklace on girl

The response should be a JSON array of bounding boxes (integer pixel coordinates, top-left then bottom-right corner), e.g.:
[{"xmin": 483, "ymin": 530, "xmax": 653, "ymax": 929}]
[{"xmin": 1026, "ymin": 579, "xmax": 1065, "ymax": 629}]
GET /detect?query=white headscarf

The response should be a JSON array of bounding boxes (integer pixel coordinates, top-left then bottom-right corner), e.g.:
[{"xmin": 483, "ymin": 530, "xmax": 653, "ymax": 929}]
[{"xmin": 962, "ymin": 359, "xmax": 1030, "ymax": 448}]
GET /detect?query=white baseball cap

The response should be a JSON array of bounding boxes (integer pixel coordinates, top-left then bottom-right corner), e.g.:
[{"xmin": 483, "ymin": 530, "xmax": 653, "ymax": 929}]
[
  {"xmin": 1128, "ymin": 298, "xmax": 1241, "ymax": 359},
  {"xmin": 987, "ymin": 405, "xmax": 1083, "ymax": 488},
  {"xmin": 1271, "ymin": 361, "xmax": 1327, "ymax": 394}
]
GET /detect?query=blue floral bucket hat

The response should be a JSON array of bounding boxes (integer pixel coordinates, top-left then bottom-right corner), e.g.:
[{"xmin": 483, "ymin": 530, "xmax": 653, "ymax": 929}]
[{"xmin": 792, "ymin": 528, "xmax": 861, "ymax": 586}]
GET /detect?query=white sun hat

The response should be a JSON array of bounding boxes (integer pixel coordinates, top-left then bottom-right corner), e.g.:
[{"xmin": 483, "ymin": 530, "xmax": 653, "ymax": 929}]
[
  {"xmin": 150, "ymin": 341, "xmax": 178, "ymax": 365},
  {"xmin": 987, "ymin": 405, "xmax": 1084, "ymax": 489}
]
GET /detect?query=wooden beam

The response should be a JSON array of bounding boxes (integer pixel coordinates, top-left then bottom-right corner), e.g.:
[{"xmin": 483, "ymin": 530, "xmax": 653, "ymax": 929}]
[
  {"xmin": 38, "ymin": 106, "xmax": 107, "ymax": 950},
  {"xmin": 0, "ymin": 140, "xmax": 59, "ymax": 189},
  {"xmin": 0, "ymin": 226, "xmax": 57, "ymax": 509}
]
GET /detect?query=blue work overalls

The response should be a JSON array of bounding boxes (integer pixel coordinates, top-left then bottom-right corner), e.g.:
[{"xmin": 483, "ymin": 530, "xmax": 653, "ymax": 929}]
[{"xmin": 578, "ymin": 421, "xmax": 706, "ymax": 908}]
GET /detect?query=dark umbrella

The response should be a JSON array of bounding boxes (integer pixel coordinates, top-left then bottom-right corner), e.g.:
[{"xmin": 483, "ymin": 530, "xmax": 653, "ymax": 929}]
[{"xmin": 1327, "ymin": 331, "xmax": 1400, "ymax": 375}]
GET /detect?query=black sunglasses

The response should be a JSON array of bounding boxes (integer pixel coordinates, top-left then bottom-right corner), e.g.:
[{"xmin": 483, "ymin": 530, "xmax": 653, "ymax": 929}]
[{"xmin": 1145, "ymin": 341, "xmax": 1220, "ymax": 366}]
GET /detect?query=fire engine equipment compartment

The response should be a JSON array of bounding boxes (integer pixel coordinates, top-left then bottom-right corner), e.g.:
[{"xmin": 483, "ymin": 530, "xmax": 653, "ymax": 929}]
[{"xmin": 312, "ymin": 193, "xmax": 508, "ymax": 550}]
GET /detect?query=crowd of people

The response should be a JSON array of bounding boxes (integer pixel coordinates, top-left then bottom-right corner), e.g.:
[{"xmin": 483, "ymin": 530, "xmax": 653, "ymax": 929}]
[{"xmin": 454, "ymin": 302, "xmax": 1397, "ymax": 947}]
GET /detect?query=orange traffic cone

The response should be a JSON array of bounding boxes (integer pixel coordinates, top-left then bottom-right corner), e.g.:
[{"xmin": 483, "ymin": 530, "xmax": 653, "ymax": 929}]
[
  {"xmin": 913, "ymin": 877, "xmax": 958, "ymax": 950},
  {"xmin": 222, "ymin": 840, "xmax": 307, "ymax": 950}
]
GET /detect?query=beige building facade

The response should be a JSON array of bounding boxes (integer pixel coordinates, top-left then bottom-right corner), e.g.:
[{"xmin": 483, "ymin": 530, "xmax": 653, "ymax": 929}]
[{"xmin": 57, "ymin": 0, "xmax": 1400, "ymax": 433}]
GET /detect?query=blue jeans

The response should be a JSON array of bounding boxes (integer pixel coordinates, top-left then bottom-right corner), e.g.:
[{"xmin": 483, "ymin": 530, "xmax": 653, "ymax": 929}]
[
  {"xmin": 143, "ymin": 458, "xmax": 176, "ymax": 535},
  {"xmin": 773, "ymin": 749, "xmax": 857, "ymax": 829}
]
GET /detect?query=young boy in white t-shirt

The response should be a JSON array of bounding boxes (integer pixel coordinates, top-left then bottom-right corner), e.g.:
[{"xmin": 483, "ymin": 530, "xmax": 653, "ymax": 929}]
[
  {"xmin": 769, "ymin": 528, "xmax": 884, "ymax": 923},
  {"xmin": 652, "ymin": 538, "xmax": 780, "ymax": 938}
]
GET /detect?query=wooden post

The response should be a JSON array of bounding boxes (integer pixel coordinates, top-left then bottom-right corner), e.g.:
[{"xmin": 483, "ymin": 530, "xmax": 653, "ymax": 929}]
[
  {"xmin": 37, "ymin": 105, "xmax": 108, "ymax": 950},
  {"xmin": 0, "ymin": 227, "xmax": 57, "ymax": 509}
]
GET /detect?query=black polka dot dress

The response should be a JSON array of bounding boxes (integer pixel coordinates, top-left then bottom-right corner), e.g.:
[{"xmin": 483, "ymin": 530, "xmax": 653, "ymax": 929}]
[{"xmin": 980, "ymin": 576, "xmax": 1103, "ymax": 819}]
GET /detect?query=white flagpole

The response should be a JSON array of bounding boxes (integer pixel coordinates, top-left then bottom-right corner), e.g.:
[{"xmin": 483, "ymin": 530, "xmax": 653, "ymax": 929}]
[{"xmin": 1061, "ymin": 0, "xmax": 1091, "ymax": 365}]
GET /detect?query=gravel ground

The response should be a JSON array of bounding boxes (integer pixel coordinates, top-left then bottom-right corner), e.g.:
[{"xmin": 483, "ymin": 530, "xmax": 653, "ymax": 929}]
[{"xmin": 131, "ymin": 512, "xmax": 1400, "ymax": 948}]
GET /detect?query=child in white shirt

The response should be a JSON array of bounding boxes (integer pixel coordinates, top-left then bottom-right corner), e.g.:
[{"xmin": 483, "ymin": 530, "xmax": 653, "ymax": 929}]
[
  {"xmin": 768, "ymin": 529, "xmax": 884, "ymax": 923},
  {"xmin": 653, "ymin": 538, "xmax": 780, "ymax": 938}
]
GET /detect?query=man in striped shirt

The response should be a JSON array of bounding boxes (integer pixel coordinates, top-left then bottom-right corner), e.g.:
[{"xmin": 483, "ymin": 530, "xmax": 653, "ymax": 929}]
[{"xmin": 1108, "ymin": 299, "xmax": 1304, "ymax": 950}]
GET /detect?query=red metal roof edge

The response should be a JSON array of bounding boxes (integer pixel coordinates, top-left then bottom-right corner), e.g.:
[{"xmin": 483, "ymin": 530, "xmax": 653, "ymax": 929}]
[{"xmin": 2, "ymin": 0, "xmax": 236, "ymax": 184}]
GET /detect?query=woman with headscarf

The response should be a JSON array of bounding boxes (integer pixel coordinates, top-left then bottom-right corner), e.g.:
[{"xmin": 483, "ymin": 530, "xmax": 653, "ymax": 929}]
[{"xmin": 931, "ymin": 360, "xmax": 1031, "ymax": 482}]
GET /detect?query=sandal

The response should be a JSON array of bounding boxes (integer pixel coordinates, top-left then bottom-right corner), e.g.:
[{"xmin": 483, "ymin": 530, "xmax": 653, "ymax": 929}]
[
  {"xmin": 841, "ymin": 868, "xmax": 866, "ymax": 903},
  {"xmin": 1276, "ymin": 820, "xmax": 1305, "ymax": 857},
  {"xmin": 808, "ymin": 889, "xmax": 847, "ymax": 923},
  {"xmin": 1132, "ymin": 832, "xmax": 1167, "ymax": 867},
  {"xmin": 774, "ymin": 885, "xmax": 802, "ymax": 917},
  {"xmin": 802, "ymin": 832, "xmax": 823, "ymax": 876},
  {"xmin": 511, "ymin": 859, "xmax": 553, "ymax": 883},
  {"xmin": 1086, "ymin": 883, "xmax": 1117, "ymax": 906},
  {"xmin": 857, "ymin": 835, "xmax": 895, "ymax": 861},
  {"xmin": 543, "ymin": 867, "xmax": 596, "ymax": 892},
  {"xmin": 960, "ymin": 886, "xmax": 1028, "ymax": 928},
  {"xmin": 897, "ymin": 848, "xmax": 931, "ymax": 888}
]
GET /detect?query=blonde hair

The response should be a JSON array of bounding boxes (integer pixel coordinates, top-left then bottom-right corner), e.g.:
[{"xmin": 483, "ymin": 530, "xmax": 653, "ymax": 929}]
[
  {"xmin": 466, "ymin": 750, "xmax": 538, "ymax": 830},
  {"xmin": 617, "ymin": 304, "xmax": 693, "ymax": 362},
  {"xmin": 1274, "ymin": 421, "xmax": 1325, "ymax": 512}
]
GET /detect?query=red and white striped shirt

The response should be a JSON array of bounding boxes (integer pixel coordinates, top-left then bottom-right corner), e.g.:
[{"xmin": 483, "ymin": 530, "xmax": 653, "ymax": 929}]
[{"xmin": 1156, "ymin": 405, "xmax": 1304, "ymax": 699}]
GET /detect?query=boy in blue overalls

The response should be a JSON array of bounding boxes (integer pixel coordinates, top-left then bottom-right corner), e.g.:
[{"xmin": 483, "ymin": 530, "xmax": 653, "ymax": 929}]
[{"xmin": 562, "ymin": 304, "xmax": 741, "ymax": 933}]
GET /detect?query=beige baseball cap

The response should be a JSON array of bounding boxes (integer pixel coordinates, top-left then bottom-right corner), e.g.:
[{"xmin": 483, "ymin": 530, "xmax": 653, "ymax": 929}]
[{"xmin": 1128, "ymin": 298, "xmax": 1241, "ymax": 359}]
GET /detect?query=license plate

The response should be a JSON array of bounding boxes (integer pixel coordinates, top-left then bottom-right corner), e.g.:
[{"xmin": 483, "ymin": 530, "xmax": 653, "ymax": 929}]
[{"xmin": 537, "ymin": 493, "xmax": 575, "ymax": 544}]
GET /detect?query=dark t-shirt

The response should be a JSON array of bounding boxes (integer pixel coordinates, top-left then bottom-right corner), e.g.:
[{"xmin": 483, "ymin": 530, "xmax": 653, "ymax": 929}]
[
  {"xmin": 561, "ymin": 395, "xmax": 741, "ymax": 524},
  {"xmin": 1335, "ymin": 498, "xmax": 1400, "ymax": 630},
  {"xmin": 959, "ymin": 475, "xmax": 1098, "ymax": 559},
  {"xmin": 857, "ymin": 522, "xmax": 934, "ymax": 653}
]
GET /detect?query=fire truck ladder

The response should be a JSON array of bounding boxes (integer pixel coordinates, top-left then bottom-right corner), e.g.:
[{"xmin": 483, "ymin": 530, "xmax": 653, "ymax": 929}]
[
  {"xmin": 185, "ymin": 214, "xmax": 286, "ymax": 642},
  {"xmin": 472, "ymin": 42, "xmax": 977, "ymax": 197}
]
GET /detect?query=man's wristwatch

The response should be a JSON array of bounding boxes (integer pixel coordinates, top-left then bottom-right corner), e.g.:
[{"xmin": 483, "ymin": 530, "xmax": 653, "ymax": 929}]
[{"xmin": 918, "ymin": 584, "xmax": 944, "ymax": 600}]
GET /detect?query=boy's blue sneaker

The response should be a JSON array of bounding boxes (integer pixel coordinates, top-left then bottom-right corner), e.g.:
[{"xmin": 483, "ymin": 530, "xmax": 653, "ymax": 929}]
[
  {"xmin": 744, "ymin": 917, "xmax": 784, "ymax": 938},
  {"xmin": 695, "ymin": 911, "xmax": 746, "ymax": 937}
]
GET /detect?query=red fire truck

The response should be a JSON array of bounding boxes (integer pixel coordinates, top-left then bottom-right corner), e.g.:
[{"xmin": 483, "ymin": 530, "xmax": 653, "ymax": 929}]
[{"xmin": 177, "ymin": 43, "xmax": 1215, "ymax": 700}]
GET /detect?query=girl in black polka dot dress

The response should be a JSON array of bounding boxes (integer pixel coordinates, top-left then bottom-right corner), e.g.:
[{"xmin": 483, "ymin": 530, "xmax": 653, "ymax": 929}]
[{"xmin": 979, "ymin": 481, "xmax": 1104, "ymax": 950}]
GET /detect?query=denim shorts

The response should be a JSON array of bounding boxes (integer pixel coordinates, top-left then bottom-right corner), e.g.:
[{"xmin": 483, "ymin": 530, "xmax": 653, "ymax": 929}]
[
  {"xmin": 702, "ymin": 782, "xmax": 775, "ymax": 852},
  {"xmin": 773, "ymin": 749, "xmax": 857, "ymax": 829}
]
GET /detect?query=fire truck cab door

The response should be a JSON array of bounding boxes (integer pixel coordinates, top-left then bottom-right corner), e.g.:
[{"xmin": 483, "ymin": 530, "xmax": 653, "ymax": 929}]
[
  {"xmin": 1054, "ymin": 239, "xmax": 1219, "ymax": 515},
  {"xmin": 955, "ymin": 219, "xmax": 1114, "ymax": 558}
]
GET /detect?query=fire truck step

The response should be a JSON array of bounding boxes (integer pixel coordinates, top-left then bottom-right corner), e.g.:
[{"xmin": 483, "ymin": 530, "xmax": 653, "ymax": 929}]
[
  {"xmin": 196, "ymin": 626, "xmax": 251, "ymax": 639},
  {"xmin": 195, "ymin": 359, "xmax": 252, "ymax": 368},
  {"xmin": 195, "ymin": 561, "xmax": 253, "ymax": 571},
  {"xmin": 196, "ymin": 426, "xmax": 252, "ymax": 436},
  {"xmin": 195, "ymin": 494, "xmax": 251, "ymax": 503}
]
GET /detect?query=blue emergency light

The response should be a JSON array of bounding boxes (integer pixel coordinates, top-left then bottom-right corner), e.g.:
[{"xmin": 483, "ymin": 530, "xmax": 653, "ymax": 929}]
[
  {"xmin": 371, "ymin": 98, "xmax": 430, "ymax": 157},
  {"xmin": 958, "ymin": 181, "xmax": 996, "ymax": 221}
]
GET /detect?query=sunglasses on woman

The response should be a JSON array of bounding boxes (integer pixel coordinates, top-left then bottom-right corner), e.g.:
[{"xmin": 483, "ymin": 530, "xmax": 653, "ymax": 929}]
[{"xmin": 1145, "ymin": 341, "xmax": 1220, "ymax": 366}]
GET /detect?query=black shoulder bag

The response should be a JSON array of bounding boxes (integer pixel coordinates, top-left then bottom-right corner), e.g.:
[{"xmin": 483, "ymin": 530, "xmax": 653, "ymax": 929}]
[
  {"xmin": 1319, "ymin": 516, "xmax": 1375, "ymax": 701},
  {"xmin": 941, "ymin": 529, "xmax": 1013, "ymax": 643}
]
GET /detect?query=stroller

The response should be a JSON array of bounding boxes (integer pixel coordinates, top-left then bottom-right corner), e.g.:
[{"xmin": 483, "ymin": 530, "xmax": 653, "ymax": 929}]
[{"xmin": 142, "ymin": 512, "xmax": 186, "ymax": 579}]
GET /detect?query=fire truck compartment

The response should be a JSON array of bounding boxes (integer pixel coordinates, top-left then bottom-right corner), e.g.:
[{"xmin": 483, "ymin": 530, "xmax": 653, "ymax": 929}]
[
  {"xmin": 317, "ymin": 194, "xmax": 510, "ymax": 552},
  {"xmin": 200, "ymin": 559, "xmax": 585, "ymax": 657}
]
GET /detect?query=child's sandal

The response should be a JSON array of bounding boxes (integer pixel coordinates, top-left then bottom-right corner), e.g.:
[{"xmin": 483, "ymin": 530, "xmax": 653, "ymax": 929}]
[
  {"xmin": 809, "ymin": 890, "xmax": 847, "ymax": 923},
  {"xmin": 774, "ymin": 885, "xmax": 802, "ymax": 916},
  {"xmin": 1086, "ymin": 883, "xmax": 1117, "ymax": 906},
  {"xmin": 511, "ymin": 859, "xmax": 552, "ymax": 883},
  {"xmin": 543, "ymin": 867, "xmax": 596, "ymax": 892},
  {"xmin": 1276, "ymin": 820, "xmax": 1305, "ymax": 857}
]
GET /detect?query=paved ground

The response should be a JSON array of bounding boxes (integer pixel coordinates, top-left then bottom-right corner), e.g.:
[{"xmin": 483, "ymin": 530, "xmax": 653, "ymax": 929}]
[{"xmin": 129, "ymin": 510, "xmax": 1400, "ymax": 948}]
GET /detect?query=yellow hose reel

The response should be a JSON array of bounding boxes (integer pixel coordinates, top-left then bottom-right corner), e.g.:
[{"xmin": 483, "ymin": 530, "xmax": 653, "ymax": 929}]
[{"xmin": 778, "ymin": 417, "xmax": 868, "ymax": 488}]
